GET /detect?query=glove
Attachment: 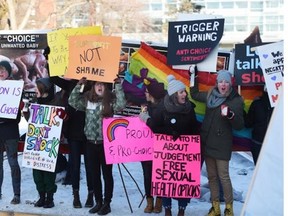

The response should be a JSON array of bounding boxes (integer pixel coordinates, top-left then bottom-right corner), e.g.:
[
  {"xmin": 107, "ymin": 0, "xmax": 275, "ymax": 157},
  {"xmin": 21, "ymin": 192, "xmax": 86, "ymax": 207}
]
[
  {"xmin": 77, "ymin": 77, "xmax": 87, "ymax": 85},
  {"xmin": 139, "ymin": 112, "xmax": 150, "ymax": 123},
  {"xmin": 221, "ymin": 105, "xmax": 235, "ymax": 119},
  {"xmin": 56, "ymin": 108, "xmax": 68, "ymax": 120}
]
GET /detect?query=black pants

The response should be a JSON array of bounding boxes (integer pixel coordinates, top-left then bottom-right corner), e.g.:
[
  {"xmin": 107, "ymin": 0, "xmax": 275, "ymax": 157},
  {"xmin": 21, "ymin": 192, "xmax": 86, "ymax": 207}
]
[
  {"xmin": 86, "ymin": 142, "xmax": 113, "ymax": 203},
  {"xmin": 251, "ymin": 142, "xmax": 262, "ymax": 165},
  {"xmin": 141, "ymin": 160, "xmax": 153, "ymax": 197},
  {"xmin": 68, "ymin": 139, "xmax": 93, "ymax": 191}
]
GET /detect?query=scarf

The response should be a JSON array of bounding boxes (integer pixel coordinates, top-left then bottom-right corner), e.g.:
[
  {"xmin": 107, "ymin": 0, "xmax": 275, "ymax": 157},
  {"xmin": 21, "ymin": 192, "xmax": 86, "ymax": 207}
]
[
  {"xmin": 164, "ymin": 94, "xmax": 192, "ymax": 114},
  {"xmin": 206, "ymin": 87, "xmax": 232, "ymax": 108}
]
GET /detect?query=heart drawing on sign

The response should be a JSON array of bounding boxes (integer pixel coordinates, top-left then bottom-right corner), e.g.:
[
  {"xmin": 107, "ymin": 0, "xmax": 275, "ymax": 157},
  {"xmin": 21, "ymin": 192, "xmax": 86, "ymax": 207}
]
[
  {"xmin": 263, "ymin": 54, "xmax": 269, "ymax": 59},
  {"xmin": 271, "ymin": 76, "xmax": 276, "ymax": 81}
]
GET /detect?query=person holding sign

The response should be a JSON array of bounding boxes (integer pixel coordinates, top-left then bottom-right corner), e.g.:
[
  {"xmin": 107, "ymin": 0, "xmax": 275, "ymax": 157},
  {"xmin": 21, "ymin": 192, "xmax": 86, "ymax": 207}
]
[
  {"xmin": 0, "ymin": 61, "xmax": 22, "ymax": 204},
  {"xmin": 190, "ymin": 70, "xmax": 244, "ymax": 216},
  {"xmin": 144, "ymin": 75, "xmax": 198, "ymax": 216},
  {"xmin": 139, "ymin": 78, "xmax": 166, "ymax": 214},
  {"xmin": 68, "ymin": 77, "xmax": 126, "ymax": 215}
]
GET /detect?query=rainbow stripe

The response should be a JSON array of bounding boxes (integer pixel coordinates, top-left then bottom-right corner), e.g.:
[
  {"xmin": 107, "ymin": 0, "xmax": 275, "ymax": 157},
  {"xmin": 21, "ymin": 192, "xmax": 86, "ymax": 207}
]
[
  {"xmin": 107, "ymin": 119, "xmax": 129, "ymax": 142},
  {"xmin": 129, "ymin": 42, "xmax": 263, "ymax": 148}
]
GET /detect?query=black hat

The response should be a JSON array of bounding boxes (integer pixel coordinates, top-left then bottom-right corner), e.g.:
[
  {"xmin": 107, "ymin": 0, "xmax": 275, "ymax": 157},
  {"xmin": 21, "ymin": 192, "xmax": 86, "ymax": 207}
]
[
  {"xmin": 0, "ymin": 61, "xmax": 12, "ymax": 77},
  {"xmin": 36, "ymin": 77, "xmax": 52, "ymax": 90},
  {"xmin": 145, "ymin": 79, "xmax": 166, "ymax": 100}
]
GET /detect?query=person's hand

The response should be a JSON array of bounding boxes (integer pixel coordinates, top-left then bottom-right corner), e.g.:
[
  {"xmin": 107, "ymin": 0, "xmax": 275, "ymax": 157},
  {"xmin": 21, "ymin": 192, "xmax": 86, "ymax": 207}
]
[
  {"xmin": 114, "ymin": 75, "xmax": 123, "ymax": 84},
  {"xmin": 139, "ymin": 112, "xmax": 150, "ymax": 123},
  {"xmin": 77, "ymin": 77, "xmax": 87, "ymax": 85},
  {"xmin": 56, "ymin": 108, "xmax": 68, "ymax": 120},
  {"xmin": 221, "ymin": 104, "xmax": 234, "ymax": 119},
  {"xmin": 188, "ymin": 65, "xmax": 198, "ymax": 87}
]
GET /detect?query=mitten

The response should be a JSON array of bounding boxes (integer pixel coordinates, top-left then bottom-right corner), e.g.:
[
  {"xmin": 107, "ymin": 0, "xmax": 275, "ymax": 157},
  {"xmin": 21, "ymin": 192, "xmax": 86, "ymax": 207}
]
[
  {"xmin": 56, "ymin": 108, "xmax": 68, "ymax": 120},
  {"xmin": 188, "ymin": 65, "xmax": 198, "ymax": 87},
  {"xmin": 139, "ymin": 112, "xmax": 150, "ymax": 123},
  {"xmin": 221, "ymin": 104, "xmax": 235, "ymax": 119}
]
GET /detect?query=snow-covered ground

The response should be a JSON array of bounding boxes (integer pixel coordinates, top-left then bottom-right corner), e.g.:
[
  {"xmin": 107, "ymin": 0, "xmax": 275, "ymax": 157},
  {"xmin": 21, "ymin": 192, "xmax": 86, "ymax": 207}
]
[{"xmin": 0, "ymin": 118, "xmax": 254, "ymax": 216}]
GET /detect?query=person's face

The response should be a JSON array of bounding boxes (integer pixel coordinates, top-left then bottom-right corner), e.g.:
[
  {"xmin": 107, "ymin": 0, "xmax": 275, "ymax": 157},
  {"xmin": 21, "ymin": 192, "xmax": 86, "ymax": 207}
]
[
  {"xmin": 145, "ymin": 89, "xmax": 153, "ymax": 102},
  {"xmin": 177, "ymin": 89, "xmax": 187, "ymax": 104},
  {"xmin": 94, "ymin": 82, "xmax": 105, "ymax": 96},
  {"xmin": 217, "ymin": 80, "xmax": 230, "ymax": 95},
  {"xmin": 0, "ymin": 66, "xmax": 9, "ymax": 80},
  {"xmin": 35, "ymin": 86, "xmax": 41, "ymax": 98}
]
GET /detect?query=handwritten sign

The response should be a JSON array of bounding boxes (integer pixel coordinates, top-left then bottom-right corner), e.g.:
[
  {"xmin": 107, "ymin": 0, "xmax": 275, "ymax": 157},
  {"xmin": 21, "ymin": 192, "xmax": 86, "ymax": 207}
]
[
  {"xmin": 103, "ymin": 116, "xmax": 154, "ymax": 164},
  {"xmin": 47, "ymin": 26, "xmax": 102, "ymax": 76},
  {"xmin": 22, "ymin": 104, "xmax": 64, "ymax": 172},
  {"xmin": 152, "ymin": 134, "xmax": 201, "ymax": 198},
  {"xmin": 65, "ymin": 35, "xmax": 122, "ymax": 82},
  {"xmin": 256, "ymin": 41, "xmax": 284, "ymax": 107},
  {"xmin": 167, "ymin": 18, "xmax": 224, "ymax": 65},
  {"xmin": 0, "ymin": 80, "xmax": 24, "ymax": 119}
]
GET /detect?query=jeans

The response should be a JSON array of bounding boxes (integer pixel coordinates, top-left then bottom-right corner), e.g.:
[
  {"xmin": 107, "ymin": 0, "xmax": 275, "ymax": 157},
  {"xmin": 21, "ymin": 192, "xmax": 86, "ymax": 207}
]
[
  {"xmin": 205, "ymin": 156, "xmax": 233, "ymax": 204},
  {"xmin": 0, "ymin": 139, "xmax": 21, "ymax": 195},
  {"xmin": 86, "ymin": 142, "xmax": 113, "ymax": 203},
  {"xmin": 162, "ymin": 197, "xmax": 190, "ymax": 209},
  {"xmin": 68, "ymin": 139, "xmax": 93, "ymax": 191}
]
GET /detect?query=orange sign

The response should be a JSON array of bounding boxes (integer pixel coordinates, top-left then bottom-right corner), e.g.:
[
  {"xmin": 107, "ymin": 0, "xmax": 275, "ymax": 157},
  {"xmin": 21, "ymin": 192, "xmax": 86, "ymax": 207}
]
[{"xmin": 65, "ymin": 35, "xmax": 122, "ymax": 83}]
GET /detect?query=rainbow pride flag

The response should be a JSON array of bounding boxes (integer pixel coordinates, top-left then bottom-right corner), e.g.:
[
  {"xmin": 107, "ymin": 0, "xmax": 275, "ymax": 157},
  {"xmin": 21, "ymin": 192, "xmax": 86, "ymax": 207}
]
[{"xmin": 128, "ymin": 42, "xmax": 263, "ymax": 149}]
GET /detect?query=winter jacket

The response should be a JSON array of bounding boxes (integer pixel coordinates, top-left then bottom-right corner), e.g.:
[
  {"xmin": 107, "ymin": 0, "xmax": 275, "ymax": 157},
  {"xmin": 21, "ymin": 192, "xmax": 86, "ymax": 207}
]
[
  {"xmin": 245, "ymin": 92, "xmax": 273, "ymax": 144},
  {"xmin": 68, "ymin": 84, "xmax": 126, "ymax": 142},
  {"xmin": 0, "ymin": 112, "xmax": 21, "ymax": 140},
  {"xmin": 149, "ymin": 96, "xmax": 199, "ymax": 137},
  {"xmin": 50, "ymin": 77, "xmax": 86, "ymax": 141},
  {"xmin": 190, "ymin": 82, "xmax": 244, "ymax": 161}
]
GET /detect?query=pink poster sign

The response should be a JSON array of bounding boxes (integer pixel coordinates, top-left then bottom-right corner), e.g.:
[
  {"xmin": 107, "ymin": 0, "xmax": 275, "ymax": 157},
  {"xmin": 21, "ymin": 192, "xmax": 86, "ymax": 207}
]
[
  {"xmin": 103, "ymin": 116, "xmax": 154, "ymax": 164},
  {"xmin": 152, "ymin": 134, "xmax": 201, "ymax": 198}
]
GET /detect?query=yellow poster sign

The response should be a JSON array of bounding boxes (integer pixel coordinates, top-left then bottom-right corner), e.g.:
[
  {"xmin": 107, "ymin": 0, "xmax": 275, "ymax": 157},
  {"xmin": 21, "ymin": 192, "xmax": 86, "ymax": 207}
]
[
  {"xmin": 47, "ymin": 26, "xmax": 102, "ymax": 76},
  {"xmin": 65, "ymin": 35, "xmax": 122, "ymax": 83}
]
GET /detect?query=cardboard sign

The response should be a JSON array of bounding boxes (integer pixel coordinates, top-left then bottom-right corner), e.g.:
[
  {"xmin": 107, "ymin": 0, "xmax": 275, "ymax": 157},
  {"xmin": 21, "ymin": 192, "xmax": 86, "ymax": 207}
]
[
  {"xmin": 103, "ymin": 116, "xmax": 154, "ymax": 164},
  {"xmin": 65, "ymin": 35, "xmax": 122, "ymax": 83},
  {"xmin": 255, "ymin": 41, "xmax": 284, "ymax": 107},
  {"xmin": 22, "ymin": 104, "xmax": 64, "ymax": 172},
  {"xmin": 152, "ymin": 134, "xmax": 201, "ymax": 198},
  {"xmin": 0, "ymin": 80, "xmax": 24, "ymax": 119},
  {"xmin": 167, "ymin": 18, "xmax": 224, "ymax": 65}
]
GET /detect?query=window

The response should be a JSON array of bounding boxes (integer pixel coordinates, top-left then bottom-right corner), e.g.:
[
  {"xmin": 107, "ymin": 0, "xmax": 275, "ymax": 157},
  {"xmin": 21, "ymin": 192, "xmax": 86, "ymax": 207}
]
[
  {"xmin": 207, "ymin": 2, "xmax": 219, "ymax": 9},
  {"xmin": 235, "ymin": 1, "xmax": 248, "ymax": 8},
  {"xmin": 221, "ymin": 2, "xmax": 233, "ymax": 9},
  {"xmin": 250, "ymin": 1, "xmax": 263, "ymax": 12}
]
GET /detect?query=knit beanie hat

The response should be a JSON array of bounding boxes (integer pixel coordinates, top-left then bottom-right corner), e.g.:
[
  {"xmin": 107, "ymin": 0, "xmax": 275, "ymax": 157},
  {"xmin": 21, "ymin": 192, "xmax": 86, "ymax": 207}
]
[
  {"xmin": 0, "ymin": 60, "xmax": 12, "ymax": 77},
  {"xmin": 167, "ymin": 75, "xmax": 186, "ymax": 96},
  {"xmin": 36, "ymin": 77, "xmax": 52, "ymax": 91},
  {"xmin": 146, "ymin": 80, "xmax": 166, "ymax": 100},
  {"xmin": 216, "ymin": 70, "xmax": 232, "ymax": 85}
]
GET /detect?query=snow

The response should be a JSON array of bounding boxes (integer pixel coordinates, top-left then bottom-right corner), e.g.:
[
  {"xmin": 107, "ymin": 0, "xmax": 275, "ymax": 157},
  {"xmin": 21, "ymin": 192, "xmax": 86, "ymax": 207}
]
[{"xmin": 0, "ymin": 118, "xmax": 254, "ymax": 216}]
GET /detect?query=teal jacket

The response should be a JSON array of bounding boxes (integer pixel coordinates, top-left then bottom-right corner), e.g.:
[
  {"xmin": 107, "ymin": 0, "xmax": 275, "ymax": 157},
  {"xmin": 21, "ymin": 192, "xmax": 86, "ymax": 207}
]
[{"xmin": 68, "ymin": 84, "xmax": 126, "ymax": 142}]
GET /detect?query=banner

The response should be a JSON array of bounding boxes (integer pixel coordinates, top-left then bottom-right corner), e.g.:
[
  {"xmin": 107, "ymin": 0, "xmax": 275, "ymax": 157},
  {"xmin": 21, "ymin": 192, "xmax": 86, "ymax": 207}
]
[
  {"xmin": 22, "ymin": 104, "xmax": 64, "ymax": 172},
  {"xmin": 47, "ymin": 26, "xmax": 102, "ymax": 76},
  {"xmin": 65, "ymin": 35, "xmax": 122, "ymax": 83},
  {"xmin": 151, "ymin": 134, "xmax": 201, "ymax": 198},
  {"xmin": 255, "ymin": 41, "xmax": 283, "ymax": 107},
  {"xmin": 0, "ymin": 80, "xmax": 24, "ymax": 119},
  {"xmin": 103, "ymin": 116, "xmax": 154, "ymax": 164},
  {"xmin": 167, "ymin": 18, "xmax": 224, "ymax": 65}
]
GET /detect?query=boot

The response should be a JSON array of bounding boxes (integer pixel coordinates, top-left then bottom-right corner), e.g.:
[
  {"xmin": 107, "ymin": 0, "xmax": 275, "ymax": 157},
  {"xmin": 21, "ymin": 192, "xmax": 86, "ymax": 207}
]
[
  {"xmin": 43, "ymin": 192, "xmax": 55, "ymax": 208},
  {"xmin": 224, "ymin": 203, "xmax": 234, "ymax": 216},
  {"xmin": 97, "ymin": 202, "xmax": 111, "ymax": 215},
  {"xmin": 144, "ymin": 197, "xmax": 154, "ymax": 213},
  {"xmin": 34, "ymin": 192, "xmax": 46, "ymax": 207},
  {"xmin": 85, "ymin": 190, "xmax": 94, "ymax": 208},
  {"xmin": 153, "ymin": 197, "xmax": 162, "ymax": 213},
  {"xmin": 10, "ymin": 194, "xmax": 21, "ymax": 204},
  {"xmin": 208, "ymin": 201, "xmax": 221, "ymax": 216},
  {"xmin": 89, "ymin": 200, "xmax": 103, "ymax": 213},
  {"xmin": 177, "ymin": 208, "xmax": 185, "ymax": 216},
  {"xmin": 165, "ymin": 207, "xmax": 172, "ymax": 216},
  {"xmin": 73, "ymin": 190, "xmax": 82, "ymax": 208}
]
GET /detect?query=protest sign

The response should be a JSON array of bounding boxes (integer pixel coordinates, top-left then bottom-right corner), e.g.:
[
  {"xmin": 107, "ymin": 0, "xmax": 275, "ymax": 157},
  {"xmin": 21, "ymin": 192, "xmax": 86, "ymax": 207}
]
[
  {"xmin": 103, "ymin": 116, "xmax": 154, "ymax": 164},
  {"xmin": 22, "ymin": 104, "xmax": 64, "ymax": 172},
  {"xmin": 65, "ymin": 35, "xmax": 122, "ymax": 83},
  {"xmin": 0, "ymin": 80, "xmax": 24, "ymax": 119},
  {"xmin": 152, "ymin": 134, "xmax": 201, "ymax": 198}
]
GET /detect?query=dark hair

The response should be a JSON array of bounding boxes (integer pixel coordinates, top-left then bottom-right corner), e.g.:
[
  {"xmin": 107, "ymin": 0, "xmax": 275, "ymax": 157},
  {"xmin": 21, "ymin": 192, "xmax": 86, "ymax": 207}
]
[{"xmin": 84, "ymin": 82, "xmax": 115, "ymax": 117}]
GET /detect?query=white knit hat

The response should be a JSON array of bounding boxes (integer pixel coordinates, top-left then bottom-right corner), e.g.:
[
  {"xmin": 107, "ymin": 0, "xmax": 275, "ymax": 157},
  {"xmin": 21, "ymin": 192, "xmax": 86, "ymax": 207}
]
[
  {"xmin": 167, "ymin": 75, "xmax": 186, "ymax": 96},
  {"xmin": 216, "ymin": 70, "xmax": 232, "ymax": 85}
]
